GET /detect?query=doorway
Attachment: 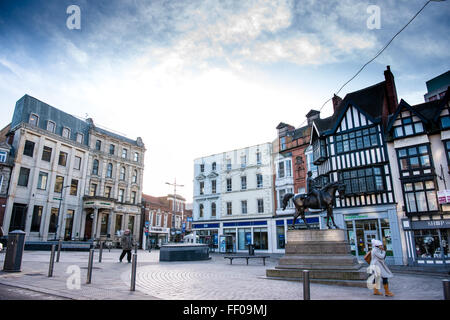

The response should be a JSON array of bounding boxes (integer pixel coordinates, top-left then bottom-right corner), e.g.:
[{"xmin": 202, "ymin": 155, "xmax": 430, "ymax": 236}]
[
  {"xmin": 84, "ymin": 213, "xmax": 93, "ymax": 240},
  {"xmin": 9, "ymin": 203, "xmax": 27, "ymax": 232},
  {"xmin": 364, "ymin": 230, "xmax": 378, "ymax": 252}
]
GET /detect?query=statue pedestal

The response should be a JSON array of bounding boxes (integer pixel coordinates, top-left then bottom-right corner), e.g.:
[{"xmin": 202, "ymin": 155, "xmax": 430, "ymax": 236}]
[{"xmin": 266, "ymin": 229, "xmax": 368, "ymax": 287}]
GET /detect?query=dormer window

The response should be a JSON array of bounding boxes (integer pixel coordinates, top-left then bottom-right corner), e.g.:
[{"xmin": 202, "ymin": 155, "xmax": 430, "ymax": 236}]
[
  {"xmin": 393, "ymin": 111, "xmax": 425, "ymax": 138},
  {"xmin": 62, "ymin": 127, "xmax": 71, "ymax": 139},
  {"xmin": 29, "ymin": 113, "xmax": 39, "ymax": 126},
  {"xmin": 47, "ymin": 121, "xmax": 56, "ymax": 133},
  {"xmin": 0, "ymin": 150, "xmax": 7, "ymax": 163},
  {"xmin": 76, "ymin": 133, "xmax": 84, "ymax": 144},
  {"xmin": 212, "ymin": 162, "xmax": 216, "ymax": 171}
]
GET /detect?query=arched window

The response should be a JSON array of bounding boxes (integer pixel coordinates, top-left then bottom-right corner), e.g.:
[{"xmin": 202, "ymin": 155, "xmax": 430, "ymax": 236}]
[
  {"xmin": 106, "ymin": 163, "xmax": 113, "ymax": 178},
  {"xmin": 199, "ymin": 204, "xmax": 204, "ymax": 218},
  {"xmin": 92, "ymin": 159, "xmax": 99, "ymax": 175},
  {"xmin": 211, "ymin": 203, "xmax": 216, "ymax": 217},
  {"xmin": 132, "ymin": 169, "xmax": 138, "ymax": 183},
  {"xmin": 212, "ymin": 162, "xmax": 216, "ymax": 171},
  {"xmin": 120, "ymin": 166, "xmax": 126, "ymax": 180}
]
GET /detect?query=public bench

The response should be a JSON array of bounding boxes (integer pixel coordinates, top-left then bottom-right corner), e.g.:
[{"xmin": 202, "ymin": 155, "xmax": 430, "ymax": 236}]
[{"xmin": 224, "ymin": 255, "xmax": 270, "ymax": 266}]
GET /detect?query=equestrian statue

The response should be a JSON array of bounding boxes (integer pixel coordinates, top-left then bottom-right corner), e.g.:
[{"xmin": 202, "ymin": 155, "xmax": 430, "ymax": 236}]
[{"xmin": 281, "ymin": 171, "xmax": 346, "ymax": 229}]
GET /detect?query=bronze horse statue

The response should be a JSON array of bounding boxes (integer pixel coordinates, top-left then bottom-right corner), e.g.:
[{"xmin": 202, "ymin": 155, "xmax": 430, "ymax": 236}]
[{"xmin": 282, "ymin": 181, "xmax": 346, "ymax": 229}]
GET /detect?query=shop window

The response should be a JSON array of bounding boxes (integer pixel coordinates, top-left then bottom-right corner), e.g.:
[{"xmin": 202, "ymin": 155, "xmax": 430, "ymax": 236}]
[
  {"xmin": 276, "ymin": 225, "xmax": 285, "ymax": 249},
  {"xmin": 414, "ymin": 230, "xmax": 448, "ymax": 259},
  {"xmin": 238, "ymin": 228, "xmax": 252, "ymax": 250}
]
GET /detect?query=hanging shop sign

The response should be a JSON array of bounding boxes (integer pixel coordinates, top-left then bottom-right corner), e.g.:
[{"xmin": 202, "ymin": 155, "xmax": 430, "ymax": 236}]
[{"xmin": 437, "ymin": 190, "xmax": 450, "ymax": 204}]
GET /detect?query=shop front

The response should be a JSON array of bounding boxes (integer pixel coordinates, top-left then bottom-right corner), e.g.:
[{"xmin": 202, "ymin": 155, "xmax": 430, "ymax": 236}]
[
  {"xmin": 273, "ymin": 216, "xmax": 320, "ymax": 253},
  {"xmin": 222, "ymin": 220, "xmax": 269, "ymax": 252},
  {"xmin": 401, "ymin": 218, "xmax": 450, "ymax": 266},
  {"xmin": 148, "ymin": 226, "xmax": 170, "ymax": 248},
  {"xmin": 192, "ymin": 223, "xmax": 220, "ymax": 250}
]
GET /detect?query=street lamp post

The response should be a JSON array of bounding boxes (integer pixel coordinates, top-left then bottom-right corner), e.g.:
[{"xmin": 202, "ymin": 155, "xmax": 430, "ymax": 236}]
[
  {"xmin": 54, "ymin": 185, "xmax": 70, "ymax": 241},
  {"xmin": 166, "ymin": 179, "xmax": 184, "ymax": 242}
]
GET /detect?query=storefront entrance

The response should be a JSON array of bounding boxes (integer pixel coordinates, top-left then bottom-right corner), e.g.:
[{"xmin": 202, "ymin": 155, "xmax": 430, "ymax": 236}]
[{"xmin": 364, "ymin": 230, "xmax": 378, "ymax": 252}]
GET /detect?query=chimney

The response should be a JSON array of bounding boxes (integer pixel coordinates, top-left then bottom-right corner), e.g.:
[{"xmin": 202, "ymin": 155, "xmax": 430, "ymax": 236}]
[
  {"xmin": 384, "ymin": 65, "xmax": 398, "ymax": 115},
  {"xmin": 332, "ymin": 94, "xmax": 342, "ymax": 113},
  {"xmin": 306, "ymin": 109, "xmax": 320, "ymax": 126}
]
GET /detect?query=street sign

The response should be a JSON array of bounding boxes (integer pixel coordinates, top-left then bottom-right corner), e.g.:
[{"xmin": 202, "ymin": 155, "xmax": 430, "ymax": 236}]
[{"xmin": 53, "ymin": 197, "xmax": 62, "ymax": 201}]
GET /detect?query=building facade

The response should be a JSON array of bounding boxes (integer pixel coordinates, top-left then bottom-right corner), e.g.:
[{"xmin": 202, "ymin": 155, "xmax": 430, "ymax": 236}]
[
  {"xmin": 80, "ymin": 119, "xmax": 145, "ymax": 244},
  {"xmin": 386, "ymin": 90, "xmax": 450, "ymax": 266},
  {"xmin": 0, "ymin": 125, "xmax": 13, "ymax": 231},
  {"xmin": 310, "ymin": 66, "xmax": 404, "ymax": 265},
  {"xmin": 142, "ymin": 194, "xmax": 171, "ymax": 248},
  {"xmin": 193, "ymin": 143, "xmax": 275, "ymax": 253},
  {"xmin": 424, "ymin": 70, "xmax": 450, "ymax": 102},
  {"xmin": 1, "ymin": 94, "xmax": 145, "ymax": 243}
]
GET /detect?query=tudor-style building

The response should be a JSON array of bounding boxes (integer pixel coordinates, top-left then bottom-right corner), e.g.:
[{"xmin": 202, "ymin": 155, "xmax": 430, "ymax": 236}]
[
  {"xmin": 310, "ymin": 66, "xmax": 404, "ymax": 265},
  {"xmin": 386, "ymin": 89, "xmax": 450, "ymax": 266}
]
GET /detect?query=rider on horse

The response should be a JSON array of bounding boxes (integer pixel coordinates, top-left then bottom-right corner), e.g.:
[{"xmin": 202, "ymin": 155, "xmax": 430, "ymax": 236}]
[{"xmin": 306, "ymin": 171, "xmax": 324, "ymax": 209}]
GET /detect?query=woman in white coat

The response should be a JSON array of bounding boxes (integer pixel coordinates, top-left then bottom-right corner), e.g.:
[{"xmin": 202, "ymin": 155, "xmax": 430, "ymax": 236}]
[{"xmin": 370, "ymin": 239, "xmax": 394, "ymax": 296}]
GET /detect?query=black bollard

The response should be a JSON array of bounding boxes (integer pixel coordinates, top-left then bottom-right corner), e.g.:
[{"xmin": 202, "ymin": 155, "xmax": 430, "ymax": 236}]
[
  {"xmin": 56, "ymin": 239, "xmax": 62, "ymax": 262},
  {"xmin": 48, "ymin": 245, "xmax": 56, "ymax": 277},
  {"xmin": 130, "ymin": 253, "xmax": 137, "ymax": 291},
  {"xmin": 443, "ymin": 279, "xmax": 450, "ymax": 300},
  {"xmin": 303, "ymin": 270, "xmax": 310, "ymax": 300},
  {"xmin": 99, "ymin": 241, "xmax": 103, "ymax": 263},
  {"xmin": 87, "ymin": 249, "xmax": 94, "ymax": 284}
]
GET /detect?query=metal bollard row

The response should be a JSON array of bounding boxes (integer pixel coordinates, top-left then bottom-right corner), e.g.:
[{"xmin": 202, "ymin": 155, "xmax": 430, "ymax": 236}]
[
  {"xmin": 303, "ymin": 270, "xmax": 310, "ymax": 300},
  {"xmin": 131, "ymin": 253, "xmax": 137, "ymax": 291},
  {"xmin": 48, "ymin": 245, "xmax": 56, "ymax": 277},
  {"xmin": 86, "ymin": 249, "xmax": 94, "ymax": 284}
]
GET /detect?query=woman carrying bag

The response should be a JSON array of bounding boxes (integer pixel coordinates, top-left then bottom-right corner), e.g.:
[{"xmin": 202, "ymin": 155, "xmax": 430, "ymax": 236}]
[{"xmin": 369, "ymin": 239, "xmax": 394, "ymax": 297}]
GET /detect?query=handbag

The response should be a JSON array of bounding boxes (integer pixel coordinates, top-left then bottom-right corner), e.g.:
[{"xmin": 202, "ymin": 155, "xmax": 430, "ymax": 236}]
[{"xmin": 364, "ymin": 251, "xmax": 372, "ymax": 264}]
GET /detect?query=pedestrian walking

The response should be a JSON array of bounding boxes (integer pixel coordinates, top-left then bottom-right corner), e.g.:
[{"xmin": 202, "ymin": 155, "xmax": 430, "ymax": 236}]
[
  {"xmin": 370, "ymin": 239, "xmax": 394, "ymax": 297},
  {"xmin": 119, "ymin": 229, "xmax": 134, "ymax": 263}
]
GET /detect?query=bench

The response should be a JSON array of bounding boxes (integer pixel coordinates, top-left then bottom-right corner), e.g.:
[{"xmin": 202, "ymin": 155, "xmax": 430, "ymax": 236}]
[{"xmin": 224, "ymin": 255, "xmax": 270, "ymax": 266}]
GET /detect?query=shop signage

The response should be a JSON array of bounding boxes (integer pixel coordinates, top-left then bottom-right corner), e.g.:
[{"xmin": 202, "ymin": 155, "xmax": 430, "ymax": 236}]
[
  {"xmin": 437, "ymin": 190, "xmax": 450, "ymax": 204},
  {"xmin": 85, "ymin": 201, "xmax": 94, "ymax": 205},
  {"xmin": 149, "ymin": 226, "xmax": 169, "ymax": 233},
  {"xmin": 344, "ymin": 214, "xmax": 369, "ymax": 220},
  {"xmin": 409, "ymin": 219, "xmax": 450, "ymax": 230},
  {"xmin": 100, "ymin": 202, "xmax": 112, "ymax": 206},
  {"xmin": 53, "ymin": 197, "xmax": 62, "ymax": 201}
]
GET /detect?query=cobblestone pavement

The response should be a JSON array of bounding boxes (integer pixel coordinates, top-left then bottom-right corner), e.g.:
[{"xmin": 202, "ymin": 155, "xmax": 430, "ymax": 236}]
[{"xmin": 0, "ymin": 250, "xmax": 447, "ymax": 300}]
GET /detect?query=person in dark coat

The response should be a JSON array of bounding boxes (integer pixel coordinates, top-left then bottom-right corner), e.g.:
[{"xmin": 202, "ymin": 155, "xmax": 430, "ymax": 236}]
[{"xmin": 119, "ymin": 229, "xmax": 134, "ymax": 263}]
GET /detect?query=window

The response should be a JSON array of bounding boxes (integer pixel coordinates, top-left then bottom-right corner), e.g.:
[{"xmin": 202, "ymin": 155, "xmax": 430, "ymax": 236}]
[
  {"xmin": 278, "ymin": 189, "xmax": 286, "ymax": 209},
  {"xmin": 241, "ymin": 200, "xmax": 247, "ymax": 214},
  {"xmin": 335, "ymin": 126, "xmax": 378, "ymax": 154},
  {"xmin": 106, "ymin": 163, "xmax": 113, "ymax": 178},
  {"xmin": 227, "ymin": 178, "xmax": 232, "ymax": 192},
  {"xmin": 76, "ymin": 133, "xmax": 84, "ymax": 144},
  {"xmin": 65, "ymin": 209, "xmax": 74, "ymax": 240},
  {"xmin": 241, "ymin": 155, "xmax": 246, "ymax": 168},
  {"xmin": 0, "ymin": 150, "xmax": 7, "ymax": 163},
  {"xmin": 226, "ymin": 202, "xmax": 232, "ymax": 215},
  {"xmin": 48, "ymin": 208, "xmax": 58, "ymax": 233},
  {"xmin": 29, "ymin": 113, "xmax": 39, "ymax": 126},
  {"xmin": 120, "ymin": 166, "xmax": 126, "ymax": 180},
  {"xmin": 256, "ymin": 152, "xmax": 261, "ymax": 165},
  {"xmin": 199, "ymin": 204, "xmax": 204, "ymax": 217},
  {"xmin": 42, "ymin": 146, "xmax": 52, "ymax": 162},
  {"xmin": 393, "ymin": 112, "xmax": 425, "ymax": 138},
  {"xmin": 70, "ymin": 179, "xmax": 78, "ymax": 196},
  {"xmin": 212, "ymin": 162, "xmax": 216, "ymax": 171},
  {"xmin": 23, "ymin": 140, "xmax": 35, "ymax": 157},
  {"xmin": 156, "ymin": 214, "xmax": 161, "ymax": 226},
  {"xmin": 199, "ymin": 181, "xmax": 204, "ymax": 195},
  {"xmin": 397, "ymin": 144, "xmax": 433, "ymax": 177},
  {"xmin": 200, "ymin": 164, "xmax": 204, "ymax": 173},
  {"xmin": 74, "ymin": 156, "xmax": 81, "ymax": 170},
  {"xmin": 286, "ymin": 160, "xmax": 292, "ymax": 177},
  {"xmin": 134, "ymin": 152, "xmax": 139, "ymax": 162},
  {"xmin": 338, "ymin": 166, "xmax": 385, "ymax": 195},
  {"xmin": 89, "ymin": 183, "xmax": 97, "ymax": 196},
  {"xmin": 58, "ymin": 151, "xmax": 68, "ymax": 166},
  {"xmin": 278, "ymin": 161, "xmax": 285, "ymax": 178},
  {"xmin": 313, "ymin": 138, "xmax": 327, "ymax": 163},
  {"xmin": 122, "ymin": 148, "xmax": 128, "ymax": 159},
  {"xmin": 227, "ymin": 159, "xmax": 232, "ymax": 171},
  {"xmin": 241, "ymin": 176, "xmax": 247, "ymax": 190},
  {"xmin": 257, "ymin": 199, "xmax": 264, "ymax": 213},
  {"xmin": 109, "ymin": 144, "xmax": 115, "ymax": 155},
  {"xmin": 62, "ymin": 127, "xmax": 71, "ymax": 139},
  {"xmin": 257, "ymin": 174, "xmax": 263, "ymax": 188},
  {"xmin": 92, "ymin": 159, "xmax": 99, "ymax": 175},
  {"xmin": 54, "ymin": 175, "xmax": 64, "ymax": 193},
  {"xmin": 18, "ymin": 167, "xmax": 30, "ymax": 187},
  {"xmin": 212, "ymin": 180, "xmax": 216, "ymax": 194},
  {"xmin": 211, "ymin": 203, "xmax": 216, "ymax": 217},
  {"xmin": 30, "ymin": 206, "xmax": 43, "ymax": 232},
  {"xmin": 132, "ymin": 170, "xmax": 138, "ymax": 183},
  {"xmin": 37, "ymin": 172, "xmax": 48, "ymax": 190},
  {"xmin": 280, "ymin": 137, "xmax": 286, "ymax": 150},
  {"xmin": 131, "ymin": 191, "xmax": 137, "ymax": 204},
  {"xmin": 118, "ymin": 189, "xmax": 125, "ymax": 202},
  {"xmin": 253, "ymin": 228, "xmax": 268, "ymax": 250},
  {"xmin": 441, "ymin": 115, "xmax": 450, "ymax": 129},
  {"xmin": 403, "ymin": 180, "xmax": 438, "ymax": 214},
  {"xmin": 445, "ymin": 141, "xmax": 450, "ymax": 166},
  {"xmin": 105, "ymin": 186, "xmax": 112, "ymax": 198},
  {"xmin": 95, "ymin": 140, "xmax": 101, "ymax": 151},
  {"xmin": 47, "ymin": 121, "xmax": 56, "ymax": 133}
]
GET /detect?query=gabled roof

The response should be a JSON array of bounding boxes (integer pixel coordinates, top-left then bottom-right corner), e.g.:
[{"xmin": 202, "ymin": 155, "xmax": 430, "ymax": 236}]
[{"xmin": 313, "ymin": 81, "xmax": 388, "ymax": 136}]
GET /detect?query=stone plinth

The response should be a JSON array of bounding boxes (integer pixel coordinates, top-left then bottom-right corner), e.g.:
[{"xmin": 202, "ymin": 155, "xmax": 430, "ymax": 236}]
[
  {"xmin": 266, "ymin": 229, "xmax": 368, "ymax": 287},
  {"xmin": 159, "ymin": 243, "xmax": 211, "ymax": 262}
]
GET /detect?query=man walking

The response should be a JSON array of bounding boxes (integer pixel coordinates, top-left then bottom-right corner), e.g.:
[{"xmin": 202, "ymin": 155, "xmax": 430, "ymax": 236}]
[{"xmin": 119, "ymin": 229, "xmax": 134, "ymax": 263}]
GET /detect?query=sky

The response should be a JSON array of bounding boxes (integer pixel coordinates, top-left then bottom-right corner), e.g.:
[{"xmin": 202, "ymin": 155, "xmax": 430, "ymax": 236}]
[{"xmin": 0, "ymin": 0, "xmax": 449, "ymax": 203}]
